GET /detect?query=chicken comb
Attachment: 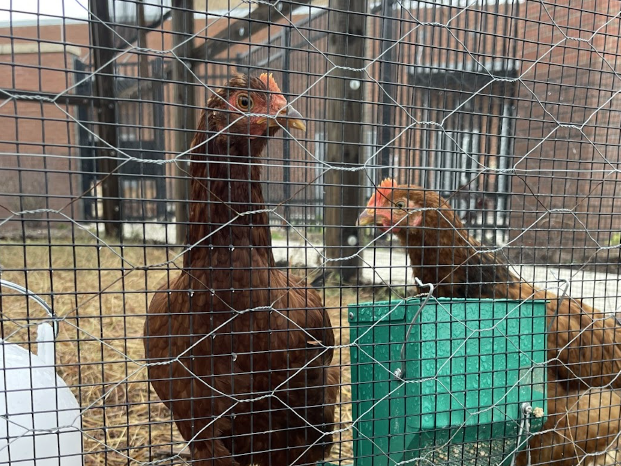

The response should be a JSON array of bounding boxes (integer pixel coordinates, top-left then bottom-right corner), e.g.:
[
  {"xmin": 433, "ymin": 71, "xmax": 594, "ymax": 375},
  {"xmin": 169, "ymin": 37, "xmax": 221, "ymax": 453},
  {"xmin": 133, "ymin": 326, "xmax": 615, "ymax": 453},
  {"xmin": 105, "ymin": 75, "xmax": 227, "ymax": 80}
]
[
  {"xmin": 367, "ymin": 178, "xmax": 397, "ymax": 207},
  {"xmin": 259, "ymin": 72, "xmax": 282, "ymax": 93}
]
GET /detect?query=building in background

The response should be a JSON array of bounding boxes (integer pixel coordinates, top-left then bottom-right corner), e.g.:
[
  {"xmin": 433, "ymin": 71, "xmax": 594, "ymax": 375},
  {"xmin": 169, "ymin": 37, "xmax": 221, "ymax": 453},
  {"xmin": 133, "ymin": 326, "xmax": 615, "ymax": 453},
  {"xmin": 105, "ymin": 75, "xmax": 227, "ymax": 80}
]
[{"xmin": 1, "ymin": 0, "xmax": 620, "ymax": 265}]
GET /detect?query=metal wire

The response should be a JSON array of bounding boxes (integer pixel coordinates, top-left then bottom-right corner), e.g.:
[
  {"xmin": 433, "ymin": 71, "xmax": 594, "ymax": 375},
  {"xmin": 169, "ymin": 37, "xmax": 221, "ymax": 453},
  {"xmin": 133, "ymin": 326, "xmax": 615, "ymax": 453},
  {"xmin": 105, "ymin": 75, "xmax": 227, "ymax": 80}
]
[
  {"xmin": 0, "ymin": 279, "xmax": 59, "ymax": 337},
  {"xmin": 1, "ymin": 1, "xmax": 621, "ymax": 466}
]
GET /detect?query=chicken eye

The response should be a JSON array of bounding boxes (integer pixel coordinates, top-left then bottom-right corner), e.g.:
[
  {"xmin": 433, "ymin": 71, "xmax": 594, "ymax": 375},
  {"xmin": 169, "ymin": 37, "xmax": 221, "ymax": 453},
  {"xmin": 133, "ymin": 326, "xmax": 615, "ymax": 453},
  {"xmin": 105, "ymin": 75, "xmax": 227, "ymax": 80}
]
[
  {"xmin": 395, "ymin": 201, "xmax": 406, "ymax": 210},
  {"xmin": 236, "ymin": 94, "xmax": 253, "ymax": 111}
]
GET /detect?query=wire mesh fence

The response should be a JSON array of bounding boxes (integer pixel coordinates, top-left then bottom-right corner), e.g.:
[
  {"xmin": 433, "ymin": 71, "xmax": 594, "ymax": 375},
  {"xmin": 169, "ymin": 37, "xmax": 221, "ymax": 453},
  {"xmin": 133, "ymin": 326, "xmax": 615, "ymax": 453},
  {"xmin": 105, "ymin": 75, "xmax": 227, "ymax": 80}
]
[{"xmin": 1, "ymin": 1, "xmax": 621, "ymax": 465}]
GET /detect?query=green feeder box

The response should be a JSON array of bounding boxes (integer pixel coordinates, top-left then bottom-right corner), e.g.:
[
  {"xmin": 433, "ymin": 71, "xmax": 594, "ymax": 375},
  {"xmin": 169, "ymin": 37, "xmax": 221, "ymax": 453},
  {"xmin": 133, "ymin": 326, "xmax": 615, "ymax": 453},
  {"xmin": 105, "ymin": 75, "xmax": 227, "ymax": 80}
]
[{"xmin": 327, "ymin": 298, "xmax": 548, "ymax": 466}]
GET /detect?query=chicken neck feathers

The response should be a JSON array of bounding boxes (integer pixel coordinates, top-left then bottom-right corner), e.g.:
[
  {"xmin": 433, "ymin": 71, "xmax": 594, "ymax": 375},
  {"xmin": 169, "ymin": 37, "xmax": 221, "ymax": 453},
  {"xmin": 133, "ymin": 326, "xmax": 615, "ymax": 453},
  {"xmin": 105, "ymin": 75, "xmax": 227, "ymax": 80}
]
[{"xmin": 399, "ymin": 189, "xmax": 621, "ymax": 389}]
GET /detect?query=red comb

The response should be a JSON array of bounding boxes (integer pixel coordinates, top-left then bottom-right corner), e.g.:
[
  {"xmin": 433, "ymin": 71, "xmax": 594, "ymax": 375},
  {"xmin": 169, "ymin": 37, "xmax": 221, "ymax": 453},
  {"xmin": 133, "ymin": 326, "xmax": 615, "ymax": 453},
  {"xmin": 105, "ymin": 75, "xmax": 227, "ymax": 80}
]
[
  {"xmin": 378, "ymin": 178, "xmax": 396, "ymax": 189},
  {"xmin": 367, "ymin": 178, "xmax": 397, "ymax": 207},
  {"xmin": 259, "ymin": 73, "xmax": 281, "ymax": 93}
]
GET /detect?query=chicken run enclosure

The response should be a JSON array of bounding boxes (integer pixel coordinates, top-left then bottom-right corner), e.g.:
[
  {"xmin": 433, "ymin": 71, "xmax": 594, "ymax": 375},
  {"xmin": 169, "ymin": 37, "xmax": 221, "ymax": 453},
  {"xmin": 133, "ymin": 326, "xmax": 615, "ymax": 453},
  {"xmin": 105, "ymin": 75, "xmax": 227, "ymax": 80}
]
[{"xmin": 4, "ymin": 0, "xmax": 621, "ymax": 465}]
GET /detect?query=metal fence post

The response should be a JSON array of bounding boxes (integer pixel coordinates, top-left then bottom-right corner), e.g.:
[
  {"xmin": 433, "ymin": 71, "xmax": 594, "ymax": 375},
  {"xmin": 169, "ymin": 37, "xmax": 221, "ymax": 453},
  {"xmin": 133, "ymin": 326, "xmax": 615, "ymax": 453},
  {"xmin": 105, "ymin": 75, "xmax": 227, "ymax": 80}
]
[{"xmin": 88, "ymin": 0, "xmax": 121, "ymax": 238}]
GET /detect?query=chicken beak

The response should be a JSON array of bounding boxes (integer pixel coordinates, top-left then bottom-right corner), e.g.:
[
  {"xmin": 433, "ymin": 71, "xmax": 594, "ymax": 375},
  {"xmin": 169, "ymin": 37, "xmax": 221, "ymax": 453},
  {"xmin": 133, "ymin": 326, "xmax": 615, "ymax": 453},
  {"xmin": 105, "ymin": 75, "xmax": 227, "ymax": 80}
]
[
  {"xmin": 357, "ymin": 208, "xmax": 377, "ymax": 227},
  {"xmin": 273, "ymin": 106, "xmax": 306, "ymax": 131},
  {"xmin": 286, "ymin": 107, "xmax": 306, "ymax": 131}
]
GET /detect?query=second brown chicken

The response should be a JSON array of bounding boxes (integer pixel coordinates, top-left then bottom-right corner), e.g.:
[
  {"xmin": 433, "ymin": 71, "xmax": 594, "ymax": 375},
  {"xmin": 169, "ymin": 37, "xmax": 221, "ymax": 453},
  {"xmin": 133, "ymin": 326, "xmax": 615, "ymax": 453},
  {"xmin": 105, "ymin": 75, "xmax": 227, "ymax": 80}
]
[{"xmin": 358, "ymin": 179, "xmax": 621, "ymax": 465}]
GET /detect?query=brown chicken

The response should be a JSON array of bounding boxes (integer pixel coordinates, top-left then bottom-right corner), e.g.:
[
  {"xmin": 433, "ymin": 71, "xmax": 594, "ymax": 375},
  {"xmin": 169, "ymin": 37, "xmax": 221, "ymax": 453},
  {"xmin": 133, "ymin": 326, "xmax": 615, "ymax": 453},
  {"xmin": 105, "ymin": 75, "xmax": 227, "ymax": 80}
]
[
  {"xmin": 524, "ymin": 384, "xmax": 621, "ymax": 466},
  {"xmin": 144, "ymin": 74, "xmax": 338, "ymax": 466},
  {"xmin": 358, "ymin": 179, "xmax": 621, "ymax": 465}
]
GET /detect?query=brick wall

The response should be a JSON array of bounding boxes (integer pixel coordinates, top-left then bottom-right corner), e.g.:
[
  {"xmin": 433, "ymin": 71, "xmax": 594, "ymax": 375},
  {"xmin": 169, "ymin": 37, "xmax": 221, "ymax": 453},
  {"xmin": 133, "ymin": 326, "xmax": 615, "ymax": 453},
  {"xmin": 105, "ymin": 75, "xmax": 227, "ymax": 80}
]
[
  {"xmin": 510, "ymin": 0, "xmax": 621, "ymax": 265},
  {"xmin": 0, "ymin": 43, "xmax": 84, "ymax": 231},
  {"xmin": 3, "ymin": 2, "xmax": 621, "ymax": 261}
]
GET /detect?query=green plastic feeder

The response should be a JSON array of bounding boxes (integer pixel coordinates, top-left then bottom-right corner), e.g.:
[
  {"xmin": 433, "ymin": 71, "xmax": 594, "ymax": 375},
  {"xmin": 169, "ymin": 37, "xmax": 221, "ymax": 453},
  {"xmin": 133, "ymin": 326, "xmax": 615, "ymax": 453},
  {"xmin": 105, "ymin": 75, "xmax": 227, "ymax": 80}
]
[{"xmin": 329, "ymin": 298, "xmax": 548, "ymax": 466}]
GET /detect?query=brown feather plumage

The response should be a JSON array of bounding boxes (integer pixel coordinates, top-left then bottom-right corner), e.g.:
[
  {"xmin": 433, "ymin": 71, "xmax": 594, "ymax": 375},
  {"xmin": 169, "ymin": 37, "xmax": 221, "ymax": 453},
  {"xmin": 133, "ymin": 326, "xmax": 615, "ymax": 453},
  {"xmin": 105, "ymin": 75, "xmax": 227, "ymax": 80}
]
[
  {"xmin": 144, "ymin": 75, "xmax": 338, "ymax": 466},
  {"xmin": 360, "ymin": 182, "xmax": 621, "ymax": 465},
  {"xmin": 519, "ymin": 384, "xmax": 621, "ymax": 466}
]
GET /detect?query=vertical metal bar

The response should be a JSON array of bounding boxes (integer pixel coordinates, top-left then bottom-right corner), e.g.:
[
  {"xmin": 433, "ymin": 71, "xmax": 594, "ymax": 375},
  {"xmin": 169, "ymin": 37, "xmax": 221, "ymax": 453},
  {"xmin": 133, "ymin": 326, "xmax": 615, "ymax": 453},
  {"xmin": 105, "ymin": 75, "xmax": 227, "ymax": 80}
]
[
  {"xmin": 152, "ymin": 59, "xmax": 167, "ymax": 219},
  {"xmin": 282, "ymin": 28, "xmax": 291, "ymax": 221},
  {"xmin": 89, "ymin": 0, "xmax": 121, "ymax": 238},
  {"xmin": 172, "ymin": 0, "xmax": 195, "ymax": 245},
  {"xmin": 74, "ymin": 59, "xmax": 95, "ymax": 220}
]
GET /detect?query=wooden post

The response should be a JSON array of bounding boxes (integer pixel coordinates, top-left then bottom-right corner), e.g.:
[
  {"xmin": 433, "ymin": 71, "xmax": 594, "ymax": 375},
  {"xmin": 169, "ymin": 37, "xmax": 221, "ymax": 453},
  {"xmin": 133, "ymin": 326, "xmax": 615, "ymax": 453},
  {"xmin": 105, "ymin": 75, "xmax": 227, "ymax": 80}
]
[
  {"xmin": 377, "ymin": 0, "xmax": 396, "ymax": 180},
  {"xmin": 137, "ymin": 0, "xmax": 150, "ymax": 80},
  {"xmin": 89, "ymin": 0, "xmax": 121, "ymax": 238},
  {"xmin": 172, "ymin": 0, "xmax": 195, "ymax": 245},
  {"xmin": 282, "ymin": 29, "xmax": 292, "ymax": 221},
  {"xmin": 325, "ymin": 0, "xmax": 366, "ymax": 283}
]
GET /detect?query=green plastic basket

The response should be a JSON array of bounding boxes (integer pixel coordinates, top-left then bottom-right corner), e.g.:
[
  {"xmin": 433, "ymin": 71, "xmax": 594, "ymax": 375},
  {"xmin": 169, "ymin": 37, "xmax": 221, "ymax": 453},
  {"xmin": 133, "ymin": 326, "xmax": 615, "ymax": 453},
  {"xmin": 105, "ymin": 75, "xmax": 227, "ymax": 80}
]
[{"xmin": 344, "ymin": 298, "xmax": 548, "ymax": 466}]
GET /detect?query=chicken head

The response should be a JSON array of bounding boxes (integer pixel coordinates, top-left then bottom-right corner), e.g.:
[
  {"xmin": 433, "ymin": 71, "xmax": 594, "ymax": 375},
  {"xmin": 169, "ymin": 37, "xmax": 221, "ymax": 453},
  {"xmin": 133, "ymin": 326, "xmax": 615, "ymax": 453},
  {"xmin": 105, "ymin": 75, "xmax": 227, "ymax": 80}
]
[
  {"xmin": 206, "ymin": 73, "xmax": 306, "ymax": 140},
  {"xmin": 357, "ymin": 178, "xmax": 425, "ymax": 233}
]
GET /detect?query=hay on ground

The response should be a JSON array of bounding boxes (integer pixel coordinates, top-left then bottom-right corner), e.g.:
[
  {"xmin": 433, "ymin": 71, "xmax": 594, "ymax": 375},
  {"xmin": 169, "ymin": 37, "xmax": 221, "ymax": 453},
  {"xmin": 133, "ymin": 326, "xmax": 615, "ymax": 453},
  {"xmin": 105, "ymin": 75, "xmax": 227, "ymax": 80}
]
[{"xmin": 0, "ymin": 238, "xmax": 354, "ymax": 466}]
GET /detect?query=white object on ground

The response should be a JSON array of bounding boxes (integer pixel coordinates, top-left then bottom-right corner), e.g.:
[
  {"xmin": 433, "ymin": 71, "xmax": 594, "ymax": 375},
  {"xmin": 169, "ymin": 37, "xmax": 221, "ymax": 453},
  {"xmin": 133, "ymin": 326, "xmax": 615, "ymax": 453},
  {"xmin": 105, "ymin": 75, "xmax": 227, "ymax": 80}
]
[{"xmin": 0, "ymin": 323, "xmax": 83, "ymax": 466}]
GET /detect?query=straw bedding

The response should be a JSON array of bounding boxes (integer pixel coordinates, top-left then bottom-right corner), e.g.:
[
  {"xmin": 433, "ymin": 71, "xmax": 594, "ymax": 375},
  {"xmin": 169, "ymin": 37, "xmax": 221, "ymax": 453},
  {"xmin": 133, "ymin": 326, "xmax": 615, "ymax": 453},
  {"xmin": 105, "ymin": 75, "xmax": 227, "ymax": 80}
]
[{"xmin": 0, "ymin": 237, "xmax": 354, "ymax": 465}]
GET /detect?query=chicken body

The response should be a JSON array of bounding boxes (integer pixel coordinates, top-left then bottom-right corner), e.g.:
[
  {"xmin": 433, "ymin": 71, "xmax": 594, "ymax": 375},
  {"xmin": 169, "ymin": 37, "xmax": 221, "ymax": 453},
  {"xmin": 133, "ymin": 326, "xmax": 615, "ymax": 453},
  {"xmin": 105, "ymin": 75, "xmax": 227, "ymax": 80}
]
[
  {"xmin": 525, "ymin": 384, "xmax": 621, "ymax": 466},
  {"xmin": 144, "ymin": 75, "xmax": 338, "ymax": 466},
  {"xmin": 358, "ymin": 180, "xmax": 621, "ymax": 465}
]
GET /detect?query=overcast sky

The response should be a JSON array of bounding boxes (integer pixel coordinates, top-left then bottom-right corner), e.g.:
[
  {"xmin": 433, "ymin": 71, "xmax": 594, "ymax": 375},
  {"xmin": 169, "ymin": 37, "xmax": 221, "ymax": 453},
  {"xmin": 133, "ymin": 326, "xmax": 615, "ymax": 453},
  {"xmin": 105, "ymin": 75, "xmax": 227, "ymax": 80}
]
[
  {"xmin": 1, "ymin": 0, "xmax": 88, "ymax": 23},
  {"xmin": 1, "ymin": 0, "xmax": 518, "ymax": 25}
]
